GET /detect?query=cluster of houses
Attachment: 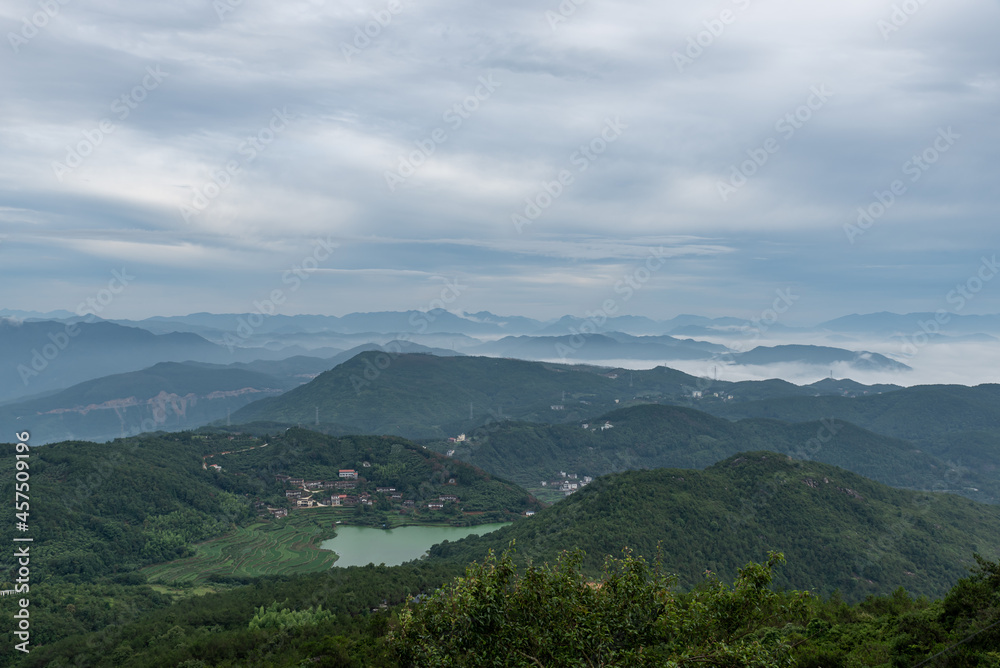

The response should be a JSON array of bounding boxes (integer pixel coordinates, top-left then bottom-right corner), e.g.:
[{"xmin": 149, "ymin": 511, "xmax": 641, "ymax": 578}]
[
  {"xmin": 263, "ymin": 470, "xmax": 462, "ymax": 519},
  {"xmin": 540, "ymin": 471, "xmax": 594, "ymax": 496},
  {"xmin": 690, "ymin": 391, "xmax": 735, "ymax": 400},
  {"xmin": 580, "ymin": 421, "xmax": 615, "ymax": 431}
]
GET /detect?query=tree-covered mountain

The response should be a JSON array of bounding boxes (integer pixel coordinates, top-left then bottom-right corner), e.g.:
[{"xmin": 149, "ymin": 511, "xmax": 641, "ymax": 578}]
[
  {"xmin": 0, "ymin": 341, "xmax": 472, "ymax": 445},
  {"xmin": 0, "ymin": 427, "xmax": 540, "ymax": 663},
  {"xmin": 0, "ymin": 362, "xmax": 289, "ymax": 445},
  {"xmin": 433, "ymin": 403, "xmax": 997, "ymax": 503},
  {"xmin": 707, "ymin": 382, "xmax": 1000, "ymax": 442},
  {"xmin": 6, "ymin": 428, "xmax": 1000, "ymax": 665},
  {"xmin": 729, "ymin": 344, "xmax": 912, "ymax": 371},
  {"xmin": 230, "ymin": 353, "xmax": 638, "ymax": 438},
  {"xmin": 704, "ymin": 383, "xmax": 1000, "ymax": 486},
  {"xmin": 429, "ymin": 453, "xmax": 1000, "ymax": 601},
  {"xmin": 0, "ymin": 428, "xmax": 536, "ymax": 581},
  {"xmin": 229, "ymin": 352, "xmax": 904, "ymax": 440},
  {"xmin": 468, "ymin": 333, "xmax": 726, "ymax": 361}
]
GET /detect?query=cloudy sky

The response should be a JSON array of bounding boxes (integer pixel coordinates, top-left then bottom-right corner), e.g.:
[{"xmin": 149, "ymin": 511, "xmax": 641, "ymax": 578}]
[{"xmin": 2, "ymin": 0, "xmax": 998, "ymax": 323}]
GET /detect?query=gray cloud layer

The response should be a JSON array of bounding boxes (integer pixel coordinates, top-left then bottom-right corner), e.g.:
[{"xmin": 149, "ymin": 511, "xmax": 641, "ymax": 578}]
[{"xmin": 1, "ymin": 0, "xmax": 998, "ymax": 321}]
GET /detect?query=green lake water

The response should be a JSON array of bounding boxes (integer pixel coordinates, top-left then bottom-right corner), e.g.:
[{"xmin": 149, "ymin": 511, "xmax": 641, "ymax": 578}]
[{"xmin": 320, "ymin": 523, "xmax": 510, "ymax": 567}]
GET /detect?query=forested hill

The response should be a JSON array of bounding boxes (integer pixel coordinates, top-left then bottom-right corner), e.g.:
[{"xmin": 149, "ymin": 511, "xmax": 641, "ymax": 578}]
[
  {"xmin": 703, "ymin": 383, "xmax": 1000, "ymax": 488},
  {"xmin": 230, "ymin": 353, "xmax": 650, "ymax": 437},
  {"xmin": 229, "ymin": 352, "xmax": 903, "ymax": 439},
  {"xmin": 705, "ymin": 382, "xmax": 1000, "ymax": 444},
  {"xmin": 0, "ymin": 429, "xmax": 539, "ymax": 582},
  {"xmin": 436, "ymin": 403, "xmax": 998, "ymax": 504},
  {"xmin": 0, "ymin": 361, "xmax": 289, "ymax": 445},
  {"xmin": 428, "ymin": 452, "xmax": 1000, "ymax": 601}
]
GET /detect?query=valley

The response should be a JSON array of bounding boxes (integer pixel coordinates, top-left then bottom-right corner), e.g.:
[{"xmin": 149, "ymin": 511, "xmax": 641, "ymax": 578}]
[{"xmin": 4, "ymin": 321, "xmax": 1000, "ymax": 666}]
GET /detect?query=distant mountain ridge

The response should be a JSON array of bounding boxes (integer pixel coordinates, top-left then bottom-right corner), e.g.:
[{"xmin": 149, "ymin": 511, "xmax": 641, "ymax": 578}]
[
  {"xmin": 229, "ymin": 352, "xmax": 907, "ymax": 440},
  {"xmin": 706, "ymin": 383, "xmax": 1000, "ymax": 445},
  {"xmin": 10, "ymin": 308, "xmax": 1000, "ymax": 340},
  {"xmin": 731, "ymin": 344, "xmax": 911, "ymax": 371},
  {"xmin": 3, "ymin": 307, "xmax": 993, "ymax": 424},
  {"xmin": 0, "ymin": 319, "xmax": 226, "ymax": 403},
  {"xmin": 0, "ymin": 340, "xmax": 466, "ymax": 444},
  {"xmin": 0, "ymin": 362, "xmax": 288, "ymax": 444},
  {"xmin": 468, "ymin": 333, "xmax": 725, "ymax": 362},
  {"xmin": 817, "ymin": 311, "xmax": 1000, "ymax": 335}
]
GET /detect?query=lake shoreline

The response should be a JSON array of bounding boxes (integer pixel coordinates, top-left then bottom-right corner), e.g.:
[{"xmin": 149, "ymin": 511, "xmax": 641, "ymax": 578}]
[{"xmin": 320, "ymin": 523, "xmax": 511, "ymax": 568}]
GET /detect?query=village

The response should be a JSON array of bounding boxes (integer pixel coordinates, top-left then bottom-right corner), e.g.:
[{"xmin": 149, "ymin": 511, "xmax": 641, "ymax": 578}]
[
  {"xmin": 261, "ymin": 466, "xmax": 464, "ymax": 520},
  {"xmin": 540, "ymin": 470, "xmax": 594, "ymax": 496}
]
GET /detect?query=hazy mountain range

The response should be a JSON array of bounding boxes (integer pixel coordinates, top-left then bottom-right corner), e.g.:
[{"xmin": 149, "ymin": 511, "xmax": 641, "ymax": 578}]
[
  {"xmin": 6, "ymin": 308, "xmax": 1000, "ymax": 340},
  {"xmin": 1, "ymin": 307, "xmax": 958, "ymax": 401},
  {"xmin": 5, "ymin": 306, "xmax": 999, "ymax": 443}
]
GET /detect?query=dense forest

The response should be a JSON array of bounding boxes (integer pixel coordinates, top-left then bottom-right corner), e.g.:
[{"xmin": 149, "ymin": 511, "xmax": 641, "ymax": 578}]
[
  {"xmin": 706, "ymin": 383, "xmax": 1000, "ymax": 470},
  {"xmin": 0, "ymin": 429, "xmax": 536, "ymax": 580},
  {"xmin": 5, "ymin": 411, "xmax": 1000, "ymax": 665},
  {"xmin": 10, "ymin": 549, "xmax": 1000, "ymax": 666},
  {"xmin": 428, "ymin": 453, "xmax": 1000, "ymax": 601},
  {"xmin": 431, "ymin": 403, "xmax": 997, "ymax": 503},
  {"xmin": 227, "ymin": 353, "xmax": 909, "ymax": 439},
  {"xmin": 0, "ymin": 427, "xmax": 539, "ymax": 660}
]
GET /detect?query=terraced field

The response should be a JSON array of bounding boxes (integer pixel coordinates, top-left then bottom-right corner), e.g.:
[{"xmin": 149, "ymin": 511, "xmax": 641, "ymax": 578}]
[{"xmin": 142, "ymin": 509, "xmax": 343, "ymax": 584}]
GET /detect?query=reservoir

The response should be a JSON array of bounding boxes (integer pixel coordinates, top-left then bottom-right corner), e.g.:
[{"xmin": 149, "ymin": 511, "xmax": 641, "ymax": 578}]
[{"xmin": 320, "ymin": 523, "xmax": 510, "ymax": 567}]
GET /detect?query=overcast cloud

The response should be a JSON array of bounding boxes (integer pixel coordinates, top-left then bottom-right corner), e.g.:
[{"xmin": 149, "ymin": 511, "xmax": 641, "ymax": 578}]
[{"xmin": 1, "ymin": 0, "xmax": 998, "ymax": 322}]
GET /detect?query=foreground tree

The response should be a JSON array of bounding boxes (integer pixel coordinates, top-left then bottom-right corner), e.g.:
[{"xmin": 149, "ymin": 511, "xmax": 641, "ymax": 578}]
[{"xmin": 388, "ymin": 545, "xmax": 809, "ymax": 667}]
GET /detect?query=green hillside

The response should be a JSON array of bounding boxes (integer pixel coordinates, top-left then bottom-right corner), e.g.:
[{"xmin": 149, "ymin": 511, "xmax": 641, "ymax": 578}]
[
  {"xmin": 0, "ymin": 429, "xmax": 537, "ymax": 579},
  {"xmin": 209, "ymin": 428, "xmax": 543, "ymax": 522},
  {"xmin": 434, "ymin": 403, "xmax": 997, "ymax": 504},
  {"xmin": 8, "ymin": 437, "xmax": 1000, "ymax": 665},
  {"xmin": 705, "ymin": 383, "xmax": 1000, "ymax": 487},
  {"xmin": 229, "ymin": 352, "xmax": 902, "ymax": 440},
  {"xmin": 0, "ymin": 428, "xmax": 539, "ymax": 657},
  {"xmin": 230, "ymin": 353, "xmax": 637, "ymax": 437},
  {"xmin": 428, "ymin": 452, "xmax": 1000, "ymax": 601},
  {"xmin": 707, "ymin": 383, "xmax": 1000, "ymax": 444}
]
